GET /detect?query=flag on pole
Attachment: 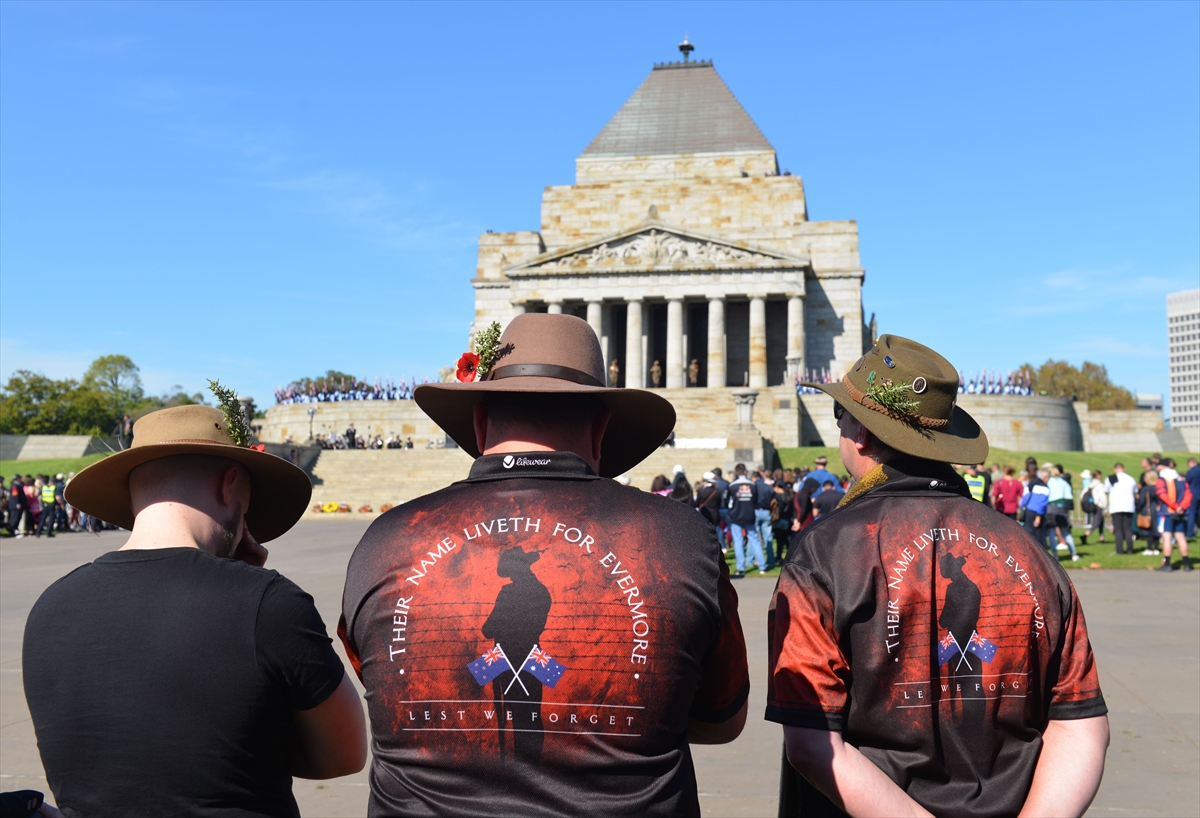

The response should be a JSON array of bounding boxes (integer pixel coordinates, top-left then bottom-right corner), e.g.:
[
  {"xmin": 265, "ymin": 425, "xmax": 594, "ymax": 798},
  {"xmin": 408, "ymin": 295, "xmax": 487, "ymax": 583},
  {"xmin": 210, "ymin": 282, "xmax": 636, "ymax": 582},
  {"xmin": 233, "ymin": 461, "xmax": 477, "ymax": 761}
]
[
  {"xmin": 519, "ymin": 645, "xmax": 568, "ymax": 688},
  {"xmin": 937, "ymin": 632, "xmax": 959, "ymax": 665},
  {"xmin": 966, "ymin": 631, "xmax": 998, "ymax": 663},
  {"xmin": 467, "ymin": 644, "xmax": 513, "ymax": 686}
]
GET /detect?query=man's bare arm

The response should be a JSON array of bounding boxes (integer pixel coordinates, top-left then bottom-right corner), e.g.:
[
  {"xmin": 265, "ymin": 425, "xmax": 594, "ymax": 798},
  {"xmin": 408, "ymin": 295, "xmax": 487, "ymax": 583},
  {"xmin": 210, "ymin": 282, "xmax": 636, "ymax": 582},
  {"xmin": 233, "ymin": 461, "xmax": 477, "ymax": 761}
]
[
  {"xmin": 1018, "ymin": 716, "xmax": 1109, "ymax": 817},
  {"xmin": 288, "ymin": 672, "xmax": 368, "ymax": 779},
  {"xmin": 689, "ymin": 700, "xmax": 748, "ymax": 745},
  {"xmin": 783, "ymin": 726, "xmax": 933, "ymax": 818}
]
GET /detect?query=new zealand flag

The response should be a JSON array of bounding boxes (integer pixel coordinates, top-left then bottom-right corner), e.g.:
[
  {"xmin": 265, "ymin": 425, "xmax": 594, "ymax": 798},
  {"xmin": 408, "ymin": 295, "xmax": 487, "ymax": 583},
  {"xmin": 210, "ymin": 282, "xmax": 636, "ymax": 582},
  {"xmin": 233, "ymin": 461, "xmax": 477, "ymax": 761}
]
[
  {"xmin": 966, "ymin": 631, "xmax": 998, "ymax": 663},
  {"xmin": 467, "ymin": 644, "xmax": 513, "ymax": 686},
  {"xmin": 937, "ymin": 632, "xmax": 959, "ymax": 665},
  {"xmin": 520, "ymin": 645, "xmax": 568, "ymax": 688}
]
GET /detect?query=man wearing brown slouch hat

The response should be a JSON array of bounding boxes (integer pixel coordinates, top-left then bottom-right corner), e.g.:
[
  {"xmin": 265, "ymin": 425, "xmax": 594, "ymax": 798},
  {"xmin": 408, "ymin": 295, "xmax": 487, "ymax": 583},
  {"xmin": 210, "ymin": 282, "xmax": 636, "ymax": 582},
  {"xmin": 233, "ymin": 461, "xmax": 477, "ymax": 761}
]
[
  {"xmin": 23, "ymin": 404, "xmax": 366, "ymax": 816},
  {"xmin": 767, "ymin": 335, "xmax": 1109, "ymax": 817},
  {"xmin": 340, "ymin": 313, "xmax": 749, "ymax": 816}
]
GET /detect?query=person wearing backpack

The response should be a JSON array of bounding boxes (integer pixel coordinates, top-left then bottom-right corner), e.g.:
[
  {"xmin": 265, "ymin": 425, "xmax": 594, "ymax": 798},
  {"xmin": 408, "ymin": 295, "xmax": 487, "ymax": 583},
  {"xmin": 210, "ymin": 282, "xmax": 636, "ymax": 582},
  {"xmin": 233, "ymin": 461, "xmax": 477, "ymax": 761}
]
[
  {"xmin": 1154, "ymin": 458, "xmax": 1193, "ymax": 572},
  {"xmin": 1080, "ymin": 469, "xmax": 1107, "ymax": 546}
]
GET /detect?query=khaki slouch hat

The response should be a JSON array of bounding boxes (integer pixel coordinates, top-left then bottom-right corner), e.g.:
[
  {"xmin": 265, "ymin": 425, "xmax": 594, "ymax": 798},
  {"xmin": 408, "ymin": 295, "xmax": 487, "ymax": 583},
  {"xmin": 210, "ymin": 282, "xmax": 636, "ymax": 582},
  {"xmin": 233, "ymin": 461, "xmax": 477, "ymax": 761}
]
[
  {"xmin": 65, "ymin": 405, "xmax": 312, "ymax": 541},
  {"xmin": 806, "ymin": 334, "xmax": 988, "ymax": 465}
]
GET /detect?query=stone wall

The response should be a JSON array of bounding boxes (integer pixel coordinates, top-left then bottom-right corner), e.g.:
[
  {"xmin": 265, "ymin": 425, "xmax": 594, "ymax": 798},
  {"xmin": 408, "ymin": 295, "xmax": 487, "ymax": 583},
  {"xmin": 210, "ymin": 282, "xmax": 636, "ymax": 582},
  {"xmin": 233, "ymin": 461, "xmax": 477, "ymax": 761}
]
[
  {"xmin": 261, "ymin": 394, "xmax": 1194, "ymax": 455},
  {"xmin": 0, "ymin": 434, "xmax": 118, "ymax": 461}
]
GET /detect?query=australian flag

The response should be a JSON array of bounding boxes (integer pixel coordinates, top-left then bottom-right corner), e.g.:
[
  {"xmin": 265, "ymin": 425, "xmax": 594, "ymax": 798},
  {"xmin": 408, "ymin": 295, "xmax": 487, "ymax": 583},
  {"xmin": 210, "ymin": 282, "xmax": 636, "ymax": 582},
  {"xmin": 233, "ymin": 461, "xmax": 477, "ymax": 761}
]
[
  {"xmin": 520, "ymin": 645, "xmax": 568, "ymax": 688},
  {"xmin": 937, "ymin": 632, "xmax": 959, "ymax": 666},
  {"xmin": 966, "ymin": 631, "xmax": 998, "ymax": 663},
  {"xmin": 467, "ymin": 644, "xmax": 513, "ymax": 686}
]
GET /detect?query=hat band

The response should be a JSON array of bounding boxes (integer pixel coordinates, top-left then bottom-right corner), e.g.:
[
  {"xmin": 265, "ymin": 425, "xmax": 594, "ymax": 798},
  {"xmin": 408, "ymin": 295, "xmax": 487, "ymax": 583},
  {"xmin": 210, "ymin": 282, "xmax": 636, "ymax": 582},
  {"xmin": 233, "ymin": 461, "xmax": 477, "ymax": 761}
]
[
  {"xmin": 488, "ymin": 363, "xmax": 605, "ymax": 388},
  {"xmin": 841, "ymin": 375, "xmax": 950, "ymax": 429}
]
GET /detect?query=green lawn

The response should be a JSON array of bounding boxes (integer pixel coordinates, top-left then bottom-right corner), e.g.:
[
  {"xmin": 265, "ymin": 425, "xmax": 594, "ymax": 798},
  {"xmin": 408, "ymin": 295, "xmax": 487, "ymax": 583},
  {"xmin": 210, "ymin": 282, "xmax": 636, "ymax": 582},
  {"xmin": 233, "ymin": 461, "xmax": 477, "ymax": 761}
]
[
  {"xmin": 722, "ymin": 523, "xmax": 1194, "ymax": 577},
  {"xmin": 1, "ymin": 453, "xmax": 108, "ymax": 478},
  {"xmin": 777, "ymin": 446, "xmax": 1196, "ymax": 477}
]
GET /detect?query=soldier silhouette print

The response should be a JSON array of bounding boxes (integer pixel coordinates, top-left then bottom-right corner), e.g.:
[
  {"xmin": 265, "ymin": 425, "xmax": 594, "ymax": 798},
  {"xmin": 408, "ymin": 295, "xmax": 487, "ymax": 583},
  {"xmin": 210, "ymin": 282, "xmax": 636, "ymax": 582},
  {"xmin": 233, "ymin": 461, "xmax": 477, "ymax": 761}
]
[{"xmin": 481, "ymin": 546, "xmax": 552, "ymax": 760}]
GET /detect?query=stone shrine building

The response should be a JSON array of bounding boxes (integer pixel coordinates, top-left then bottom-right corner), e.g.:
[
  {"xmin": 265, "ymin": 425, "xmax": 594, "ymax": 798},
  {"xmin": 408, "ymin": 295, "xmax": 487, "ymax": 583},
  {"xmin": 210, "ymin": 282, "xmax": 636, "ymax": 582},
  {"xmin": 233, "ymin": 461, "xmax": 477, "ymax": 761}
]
[{"xmin": 472, "ymin": 47, "xmax": 870, "ymax": 394}]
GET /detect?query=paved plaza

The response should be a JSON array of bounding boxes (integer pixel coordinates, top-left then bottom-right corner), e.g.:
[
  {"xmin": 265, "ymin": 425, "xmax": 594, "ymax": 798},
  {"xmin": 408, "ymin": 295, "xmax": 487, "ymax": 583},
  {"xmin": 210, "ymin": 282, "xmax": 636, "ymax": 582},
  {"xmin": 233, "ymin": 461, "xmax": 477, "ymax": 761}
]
[{"xmin": 2, "ymin": 522, "xmax": 1197, "ymax": 817}]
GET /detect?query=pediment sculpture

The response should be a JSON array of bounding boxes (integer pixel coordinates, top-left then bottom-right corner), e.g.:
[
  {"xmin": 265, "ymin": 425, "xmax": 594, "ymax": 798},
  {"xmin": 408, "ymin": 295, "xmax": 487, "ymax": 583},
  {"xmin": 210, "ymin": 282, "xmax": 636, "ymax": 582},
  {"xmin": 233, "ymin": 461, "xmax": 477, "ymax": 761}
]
[{"xmin": 536, "ymin": 229, "xmax": 778, "ymax": 270}]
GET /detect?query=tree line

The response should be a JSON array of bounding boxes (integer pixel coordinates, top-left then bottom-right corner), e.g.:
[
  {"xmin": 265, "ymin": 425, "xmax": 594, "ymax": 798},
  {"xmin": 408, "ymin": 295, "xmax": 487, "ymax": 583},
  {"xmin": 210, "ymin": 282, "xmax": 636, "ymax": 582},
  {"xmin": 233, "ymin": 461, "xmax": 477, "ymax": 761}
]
[
  {"xmin": 0, "ymin": 355, "xmax": 207, "ymax": 436},
  {"xmin": 1017, "ymin": 360, "xmax": 1137, "ymax": 410}
]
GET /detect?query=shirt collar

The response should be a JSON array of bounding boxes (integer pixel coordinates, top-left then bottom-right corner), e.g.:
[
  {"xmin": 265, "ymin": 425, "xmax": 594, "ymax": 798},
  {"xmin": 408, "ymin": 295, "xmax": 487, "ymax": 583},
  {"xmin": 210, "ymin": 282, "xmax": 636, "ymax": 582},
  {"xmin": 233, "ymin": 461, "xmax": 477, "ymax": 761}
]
[{"xmin": 461, "ymin": 451, "xmax": 599, "ymax": 483}]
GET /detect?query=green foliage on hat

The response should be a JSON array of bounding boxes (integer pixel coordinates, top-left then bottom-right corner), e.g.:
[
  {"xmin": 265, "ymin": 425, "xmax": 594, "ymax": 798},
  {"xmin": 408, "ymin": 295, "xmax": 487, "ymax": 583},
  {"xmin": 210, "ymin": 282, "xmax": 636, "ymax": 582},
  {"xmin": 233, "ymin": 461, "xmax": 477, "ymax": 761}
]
[
  {"xmin": 207, "ymin": 379, "xmax": 252, "ymax": 447},
  {"xmin": 866, "ymin": 379, "xmax": 920, "ymax": 417},
  {"xmin": 474, "ymin": 321, "xmax": 503, "ymax": 377}
]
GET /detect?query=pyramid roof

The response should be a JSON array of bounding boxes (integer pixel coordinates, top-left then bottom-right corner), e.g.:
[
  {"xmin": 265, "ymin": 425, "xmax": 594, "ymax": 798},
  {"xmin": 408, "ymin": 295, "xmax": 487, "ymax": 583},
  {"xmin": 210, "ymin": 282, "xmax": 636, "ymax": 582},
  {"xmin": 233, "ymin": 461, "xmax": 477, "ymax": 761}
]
[{"xmin": 581, "ymin": 61, "xmax": 773, "ymax": 158}]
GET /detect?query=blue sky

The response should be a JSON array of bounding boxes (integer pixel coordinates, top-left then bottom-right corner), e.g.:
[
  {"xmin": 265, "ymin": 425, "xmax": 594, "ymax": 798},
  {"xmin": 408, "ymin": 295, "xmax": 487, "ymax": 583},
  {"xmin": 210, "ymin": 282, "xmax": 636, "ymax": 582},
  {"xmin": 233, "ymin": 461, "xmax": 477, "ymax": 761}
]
[{"xmin": 2, "ymin": 1, "xmax": 1197, "ymax": 415}]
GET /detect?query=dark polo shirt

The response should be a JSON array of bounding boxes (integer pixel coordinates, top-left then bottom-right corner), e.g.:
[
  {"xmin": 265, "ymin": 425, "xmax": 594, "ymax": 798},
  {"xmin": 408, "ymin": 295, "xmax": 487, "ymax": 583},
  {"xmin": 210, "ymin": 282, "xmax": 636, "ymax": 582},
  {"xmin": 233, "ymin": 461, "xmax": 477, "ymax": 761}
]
[{"xmin": 341, "ymin": 452, "xmax": 749, "ymax": 817}]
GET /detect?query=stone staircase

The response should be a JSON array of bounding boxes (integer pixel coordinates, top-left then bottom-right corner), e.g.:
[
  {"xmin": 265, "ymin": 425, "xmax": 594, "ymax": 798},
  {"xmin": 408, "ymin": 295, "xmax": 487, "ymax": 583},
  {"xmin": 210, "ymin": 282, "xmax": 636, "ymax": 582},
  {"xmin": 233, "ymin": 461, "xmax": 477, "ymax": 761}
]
[
  {"xmin": 308, "ymin": 449, "xmax": 475, "ymax": 510},
  {"xmin": 306, "ymin": 446, "xmax": 765, "ymax": 513}
]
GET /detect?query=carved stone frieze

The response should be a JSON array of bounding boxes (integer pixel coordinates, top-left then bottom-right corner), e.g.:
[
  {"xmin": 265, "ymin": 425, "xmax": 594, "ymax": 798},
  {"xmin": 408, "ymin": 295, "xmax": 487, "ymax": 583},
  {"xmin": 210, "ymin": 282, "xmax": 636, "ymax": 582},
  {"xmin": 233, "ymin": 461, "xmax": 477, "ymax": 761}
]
[{"xmin": 535, "ymin": 229, "xmax": 777, "ymax": 271}]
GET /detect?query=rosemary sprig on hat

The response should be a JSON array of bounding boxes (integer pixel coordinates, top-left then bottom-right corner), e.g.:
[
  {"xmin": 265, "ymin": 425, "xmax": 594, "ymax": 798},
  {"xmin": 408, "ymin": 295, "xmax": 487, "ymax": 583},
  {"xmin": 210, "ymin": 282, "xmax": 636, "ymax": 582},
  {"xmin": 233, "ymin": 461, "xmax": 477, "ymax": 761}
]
[
  {"xmin": 474, "ymin": 321, "xmax": 503, "ymax": 377},
  {"xmin": 207, "ymin": 379, "xmax": 253, "ymax": 447},
  {"xmin": 865, "ymin": 379, "xmax": 920, "ymax": 417}
]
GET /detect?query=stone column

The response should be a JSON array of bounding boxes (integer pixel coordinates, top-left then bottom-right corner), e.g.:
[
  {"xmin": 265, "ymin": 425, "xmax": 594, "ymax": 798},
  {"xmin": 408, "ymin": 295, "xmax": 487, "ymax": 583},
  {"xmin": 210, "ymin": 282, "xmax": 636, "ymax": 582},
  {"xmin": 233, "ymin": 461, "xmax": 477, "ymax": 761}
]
[
  {"xmin": 666, "ymin": 298, "xmax": 684, "ymax": 388},
  {"xmin": 510, "ymin": 302, "xmax": 526, "ymax": 317},
  {"xmin": 586, "ymin": 301, "xmax": 603, "ymax": 342},
  {"xmin": 547, "ymin": 300, "xmax": 563, "ymax": 315},
  {"xmin": 625, "ymin": 298, "xmax": 644, "ymax": 388},
  {"xmin": 707, "ymin": 297, "xmax": 725, "ymax": 388},
  {"xmin": 749, "ymin": 296, "xmax": 767, "ymax": 388},
  {"xmin": 786, "ymin": 294, "xmax": 805, "ymax": 380}
]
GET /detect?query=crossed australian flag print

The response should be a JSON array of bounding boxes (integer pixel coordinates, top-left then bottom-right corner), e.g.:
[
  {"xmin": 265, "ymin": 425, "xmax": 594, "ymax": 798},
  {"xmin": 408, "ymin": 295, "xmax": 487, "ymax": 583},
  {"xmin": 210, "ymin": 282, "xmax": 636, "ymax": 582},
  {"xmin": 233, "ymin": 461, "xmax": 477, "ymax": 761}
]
[
  {"xmin": 938, "ymin": 630, "xmax": 998, "ymax": 669},
  {"xmin": 468, "ymin": 643, "xmax": 568, "ymax": 689}
]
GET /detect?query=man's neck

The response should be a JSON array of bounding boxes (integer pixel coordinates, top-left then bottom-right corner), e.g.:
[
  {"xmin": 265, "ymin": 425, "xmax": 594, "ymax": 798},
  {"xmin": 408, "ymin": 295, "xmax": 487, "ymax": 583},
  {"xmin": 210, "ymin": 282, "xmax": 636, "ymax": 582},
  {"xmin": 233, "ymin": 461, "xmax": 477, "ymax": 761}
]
[{"xmin": 121, "ymin": 505, "xmax": 228, "ymax": 557}]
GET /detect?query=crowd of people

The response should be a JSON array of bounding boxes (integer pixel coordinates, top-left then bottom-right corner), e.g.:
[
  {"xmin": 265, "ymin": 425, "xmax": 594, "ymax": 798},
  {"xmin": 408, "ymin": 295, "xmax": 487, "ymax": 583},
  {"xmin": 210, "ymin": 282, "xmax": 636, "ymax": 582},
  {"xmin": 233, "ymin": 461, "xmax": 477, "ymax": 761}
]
[
  {"xmin": 273, "ymin": 377, "xmax": 420, "ymax": 404},
  {"xmin": 640, "ymin": 452, "xmax": 1200, "ymax": 574},
  {"xmin": 793, "ymin": 368, "xmax": 1035, "ymax": 396},
  {"xmin": 3, "ymin": 473, "xmax": 115, "ymax": 538},
  {"xmin": 310, "ymin": 424, "xmax": 415, "ymax": 450}
]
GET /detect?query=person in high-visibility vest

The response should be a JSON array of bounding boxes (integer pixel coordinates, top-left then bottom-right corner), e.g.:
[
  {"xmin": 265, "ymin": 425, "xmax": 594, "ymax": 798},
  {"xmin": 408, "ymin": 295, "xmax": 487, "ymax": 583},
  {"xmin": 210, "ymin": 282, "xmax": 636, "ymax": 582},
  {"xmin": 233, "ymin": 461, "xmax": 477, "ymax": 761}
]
[
  {"xmin": 37, "ymin": 476, "xmax": 58, "ymax": 538},
  {"xmin": 963, "ymin": 464, "xmax": 987, "ymax": 503}
]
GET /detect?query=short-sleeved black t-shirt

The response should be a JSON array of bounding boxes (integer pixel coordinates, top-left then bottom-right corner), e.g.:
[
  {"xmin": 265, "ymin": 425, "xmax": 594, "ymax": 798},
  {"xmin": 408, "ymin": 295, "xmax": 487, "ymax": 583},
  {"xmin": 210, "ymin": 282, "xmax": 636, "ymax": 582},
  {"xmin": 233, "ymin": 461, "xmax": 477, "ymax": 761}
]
[
  {"xmin": 23, "ymin": 548, "xmax": 346, "ymax": 818},
  {"xmin": 341, "ymin": 452, "xmax": 749, "ymax": 817}
]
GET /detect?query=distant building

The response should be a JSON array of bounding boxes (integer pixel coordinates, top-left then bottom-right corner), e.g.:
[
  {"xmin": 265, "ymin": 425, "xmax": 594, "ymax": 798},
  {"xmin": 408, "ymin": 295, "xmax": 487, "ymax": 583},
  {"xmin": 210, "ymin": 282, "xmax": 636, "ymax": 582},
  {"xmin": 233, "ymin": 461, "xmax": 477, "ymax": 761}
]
[
  {"xmin": 471, "ymin": 42, "xmax": 869, "ymax": 390},
  {"xmin": 1167, "ymin": 287, "xmax": 1200, "ymax": 428},
  {"xmin": 1135, "ymin": 393, "xmax": 1163, "ymax": 412}
]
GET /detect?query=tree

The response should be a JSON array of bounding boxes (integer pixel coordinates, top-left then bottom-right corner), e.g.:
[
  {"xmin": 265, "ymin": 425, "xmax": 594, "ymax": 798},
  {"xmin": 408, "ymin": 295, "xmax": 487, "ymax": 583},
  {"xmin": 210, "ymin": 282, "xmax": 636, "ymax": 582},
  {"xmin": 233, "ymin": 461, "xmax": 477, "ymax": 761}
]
[
  {"xmin": 83, "ymin": 355, "xmax": 144, "ymax": 410},
  {"xmin": 287, "ymin": 369, "xmax": 361, "ymax": 392},
  {"xmin": 0, "ymin": 371, "xmax": 117, "ymax": 435},
  {"xmin": 1017, "ymin": 359, "xmax": 1136, "ymax": 410}
]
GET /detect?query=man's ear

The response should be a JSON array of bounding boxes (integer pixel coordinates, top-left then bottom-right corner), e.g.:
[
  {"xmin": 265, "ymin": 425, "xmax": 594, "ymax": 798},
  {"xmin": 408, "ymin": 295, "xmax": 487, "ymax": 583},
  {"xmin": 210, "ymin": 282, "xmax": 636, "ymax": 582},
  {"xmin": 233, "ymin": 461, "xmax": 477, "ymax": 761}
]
[
  {"xmin": 854, "ymin": 420, "xmax": 872, "ymax": 452},
  {"xmin": 591, "ymin": 409, "xmax": 612, "ymax": 465},
  {"xmin": 219, "ymin": 465, "xmax": 241, "ymax": 508},
  {"xmin": 473, "ymin": 402, "xmax": 489, "ymax": 454}
]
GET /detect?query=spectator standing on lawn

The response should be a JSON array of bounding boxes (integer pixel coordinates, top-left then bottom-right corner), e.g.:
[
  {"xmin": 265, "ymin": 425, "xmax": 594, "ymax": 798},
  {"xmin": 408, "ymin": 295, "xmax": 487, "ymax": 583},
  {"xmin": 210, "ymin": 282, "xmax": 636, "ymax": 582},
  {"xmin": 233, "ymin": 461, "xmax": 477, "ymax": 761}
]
[
  {"xmin": 1135, "ymin": 470, "xmax": 1162, "ymax": 555},
  {"xmin": 35, "ymin": 478, "xmax": 58, "ymax": 539},
  {"xmin": 962, "ymin": 464, "xmax": 987, "ymax": 503},
  {"xmin": 791, "ymin": 477, "xmax": 819, "ymax": 533},
  {"xmin": 753, "ymin": 469, "xmax": 776, "ymax": 571},
  {"xmin": 1107, "ymin": 463, "xmax": 1139, "ymax": 555},
  {"xmin": 1020, "ymin": 468, "xmax": 1051, "ymax": 550},
  {"xmin": 806, "ymin": 456, "xmax": 838, "ymax": 495},
  {"xmin": 812, "ymin": 480, "xmax": 843, "ymax": 519},
  {"xmin": 1154, "ymin": 458, "xmax": 1193, "ymax": 572},
  {"xmin": 992, "ymin": 466, "xmax": 1024, "ymax": 520},
  {"xmin": 1045, "ymin": 466, "xmax": 1078, "ymax": 561},
  {"xmin": 1082, "ymin": 470, "xmax": 1108, "ymax": 546},
  {"xmin": 727, "ymin": 463, "xmax": 768, "ymax": 576},
  {"xmin": 1185, "ymin": 457, "xmax": 1200, "ymax": 539},
  {"xmin": 696, "ymin": 472, "xmax": 723, "ymax": 529},
  {"xmin": 771, "ymin": 469, "xmax": 795, "ymax": 563}
]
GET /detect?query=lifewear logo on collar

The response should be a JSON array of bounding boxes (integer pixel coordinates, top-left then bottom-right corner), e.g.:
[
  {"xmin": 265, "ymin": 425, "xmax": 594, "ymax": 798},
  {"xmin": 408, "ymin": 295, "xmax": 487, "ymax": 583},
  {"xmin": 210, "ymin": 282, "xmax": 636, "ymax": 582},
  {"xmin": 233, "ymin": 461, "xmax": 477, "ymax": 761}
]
[{"xmin": 502, "ymin": 454, "xmax": 553, "ymax": 469}]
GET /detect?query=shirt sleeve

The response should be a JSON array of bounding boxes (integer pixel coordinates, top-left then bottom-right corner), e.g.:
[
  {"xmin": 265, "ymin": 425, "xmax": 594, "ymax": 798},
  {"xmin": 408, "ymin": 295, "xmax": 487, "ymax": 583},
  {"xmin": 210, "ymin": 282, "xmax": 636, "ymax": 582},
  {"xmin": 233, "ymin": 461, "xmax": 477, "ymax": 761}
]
[
  {"xmin": 689, "ymin": 557, "xmax": 750, "ymax": 723},
  {"xmin": 1046, "ymin": 582, "xmax": 1107, "ymax": 720},
  {"xmin": 256, "ymin": 575, "xmax": 347, "ymax": 711},
  {"xmin": 765, "ymin": 565, "xmax": 848, "ymax": 731}
]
